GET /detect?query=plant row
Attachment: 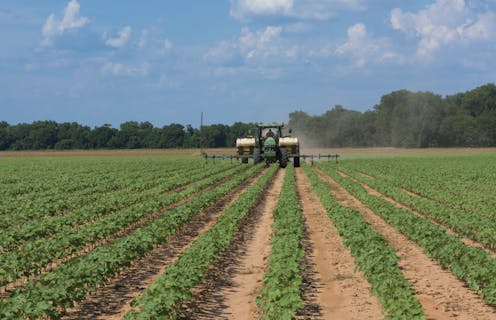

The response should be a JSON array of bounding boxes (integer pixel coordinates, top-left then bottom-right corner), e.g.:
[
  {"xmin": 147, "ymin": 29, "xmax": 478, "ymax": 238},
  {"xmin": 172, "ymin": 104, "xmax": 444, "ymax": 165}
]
[
  {"xmin": 257, "ymin": 165, "xmax": 304, "ymax": 320},
  {"xmin": 340, "ymin": 156, "xmax": 496, "ymax": 217},
  {"xmin": 333, "ymin": 164, "xmax": 496, "ymax": 250},
  {"xmin": 0, "ymin": 164, "xmax": 246, "ymax": 287},
  {"xmin": 0, "ymin": 163, "xmax": 242, "ymax": 253},
  {"xmin": 0, "ymin": 164, "xmax": 264, "ymax": 319},
  {"xmin": 304, "ymin": 164, "xmax": 425, "ymax": 319},
  {"xmin": 123, "ymin": 165, "xmax": 277, "ymax": 319},
  {"xmin": 318, "ymin": 163, "xmax": 496, "ymax": 306},
  {"xmin": 0, "ymin": 159, "xmax": 222, "ymax": 227}
]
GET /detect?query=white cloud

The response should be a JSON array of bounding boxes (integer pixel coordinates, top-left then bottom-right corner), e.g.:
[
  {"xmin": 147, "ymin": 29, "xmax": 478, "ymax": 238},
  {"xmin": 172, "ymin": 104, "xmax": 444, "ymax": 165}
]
[
  {"xmin": 335, "ymin": 23, "xmax": 400, "ymax": 68},
  {"xmin": 104, "ymin": 26, "xmax": 132, "ymax": 48},
  {"xmin": 102, "ymin": 61, "xmax": 149, "ymax": 77},
  {"xmin": 137, "ymin": 30, "xmax": 149, "ymax": 48},
  {"xmin": 390, "ymin": 0, "xmax": 496, "ymax": 58},
  {"xmin": 41, "ymin": 0, "xmax": 89, "ymax": 46},
  {"xmin": 156, "ymin": 39, "xmax": 173, "ymax": 55},
  {"xmin": 204, "ymin": 25, "xmax": 299, "ymax": 79},
  {"xmin": 232, "ymin": 0, "xmax": 293, "ymax": 16},
  {"xmin": 231, "ymin": 0, "xmax": 365, "ymax": 21}
]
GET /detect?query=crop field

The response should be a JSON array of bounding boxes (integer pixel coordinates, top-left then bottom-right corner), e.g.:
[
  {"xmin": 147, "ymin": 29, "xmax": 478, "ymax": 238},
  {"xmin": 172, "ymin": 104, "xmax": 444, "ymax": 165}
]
[{"xmin": 1, "ymin": 150, "xmax": 496, "ymax": 319}]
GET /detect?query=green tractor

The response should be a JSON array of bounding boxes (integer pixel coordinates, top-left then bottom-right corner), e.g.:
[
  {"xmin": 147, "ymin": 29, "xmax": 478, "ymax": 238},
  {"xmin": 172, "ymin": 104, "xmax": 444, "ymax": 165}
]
[{"xmin": 236, "ymin": 123, "xmax": 300, "ymax": 168}]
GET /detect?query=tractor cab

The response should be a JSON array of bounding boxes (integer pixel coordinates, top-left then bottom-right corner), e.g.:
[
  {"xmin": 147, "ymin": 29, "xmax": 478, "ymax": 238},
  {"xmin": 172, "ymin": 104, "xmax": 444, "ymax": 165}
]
[{"xmin": 236, "ymin": 123, "xmax": 300, "ymax": 168}]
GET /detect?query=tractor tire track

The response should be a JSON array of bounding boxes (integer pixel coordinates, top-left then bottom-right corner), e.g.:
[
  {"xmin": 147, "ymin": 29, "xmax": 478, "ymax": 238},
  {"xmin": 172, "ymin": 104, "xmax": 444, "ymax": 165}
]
[
  {"xmin": 61, "ymin": 168, "xmax": 267, "ymax": 320},
  {"xmin": 177, "ymin": 168, "xmax": 285, "ymax": 320},
  {"xmin": 295, "ymin": 168, "xmax": 383, "ymax": 320},
  {"xmin": 315, "ymin": 167, "xmax": 496, "ymax": 320}
]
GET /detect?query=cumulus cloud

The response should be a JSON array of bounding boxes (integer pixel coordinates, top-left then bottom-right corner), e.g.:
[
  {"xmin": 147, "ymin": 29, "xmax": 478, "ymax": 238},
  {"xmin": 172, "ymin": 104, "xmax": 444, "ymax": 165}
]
[
  {"xmin": 156, "ymin": 39, "xmax": 173, "ymax": 55},
  {"xmin": 334, "ymin": 23, "xmax": 400, "ymax": 67},
  {"xmin": 102, "ymin": 61, "xmax": 150, "ymax": 77},
  {"xmin": 390, "ymin": 0, "xmax": 496, "ymax": 58},
  {"xmin": 104, "ymin": 26, "xmax": 132, "ymax": 48},
  {"xmin": 230, "ymin": 0, "xmax": 365, "ymax": 21},
  {"xmin": 41, "ymin": 0, "xmax": 89, "ymax": 46},
  {"xmin": 205, "ymin": 25, "xmax": 298, "ymax": 67}
]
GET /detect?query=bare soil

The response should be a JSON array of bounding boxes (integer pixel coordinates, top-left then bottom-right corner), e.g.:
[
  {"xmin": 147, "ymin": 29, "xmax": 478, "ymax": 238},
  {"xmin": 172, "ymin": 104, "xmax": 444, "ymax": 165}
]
[
  {"xmin": 1, "ymin": 169, "xmax": 240, "ymax": 297},
  {"xmin": 61, "ymin": 168, "xmax": 266, "ymax": 319},
  {"xmin": 2, "ymin": 147, "xmax": 496, "ymax": 158},
  {"xmin": 316, "ymin": 167, "xmax": 496, "ymax": 320},
  {"xmin": 339, "ymin": 169, "xmax": 496, "ymax": 260},
  {"xmin": 178, "ymin": 169, "xmax": 284, "ymax": 320},
  {"xmin": 295, "ymin": 169, "xmax": 383, "ymax": 320}
]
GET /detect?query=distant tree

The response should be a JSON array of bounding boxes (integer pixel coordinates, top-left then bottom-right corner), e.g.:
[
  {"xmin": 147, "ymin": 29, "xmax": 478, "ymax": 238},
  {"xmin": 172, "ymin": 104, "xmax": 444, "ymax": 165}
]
[
  {"xmin": 0, "ymin": 121, "xmax": 12, "ymax": 150},
  {"xmin": 89, "ymin": 124, "xmax": 117, "ymax": 148}
]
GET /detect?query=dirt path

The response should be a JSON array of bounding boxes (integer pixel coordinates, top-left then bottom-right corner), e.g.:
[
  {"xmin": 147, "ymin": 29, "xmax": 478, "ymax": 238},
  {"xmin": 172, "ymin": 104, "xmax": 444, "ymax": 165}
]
[
  {"xmin": 178, "ymin": 168, "xmax": 284, "ymax": 320},
  {"xmin": 219, "ymin": 169, "xmax": 284, "ymax": 320},
  {"xmin": 61, "ymin": 169, "xmax": 266, "ymax": 320},
  {"xmin": 316, "ymin": 167, "xmax": 496, "ymax": 320},
  {"xmin": 295, "ymin": 168, "xmax": 383, "ymax": 320}
]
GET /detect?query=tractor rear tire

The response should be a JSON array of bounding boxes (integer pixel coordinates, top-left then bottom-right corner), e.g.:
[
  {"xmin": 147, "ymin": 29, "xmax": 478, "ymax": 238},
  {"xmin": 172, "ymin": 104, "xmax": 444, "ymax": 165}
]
[
  {"xmin": 280, "ymin": 148, "xmax": 288, "ymax": 168},
  {"xmin": 254, "ymin": 148, "xmax": 261, "ymax": 164},
  {"xmin": 294, "ymin": 156, "xmax": 300, "ymax": 167}
]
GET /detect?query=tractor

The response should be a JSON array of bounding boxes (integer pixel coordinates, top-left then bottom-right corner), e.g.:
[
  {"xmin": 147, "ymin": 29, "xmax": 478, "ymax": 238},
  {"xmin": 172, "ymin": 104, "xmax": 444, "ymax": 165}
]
[{"xmin": 236, "ymin": 123, "xmax": 300, "ymax": 168}]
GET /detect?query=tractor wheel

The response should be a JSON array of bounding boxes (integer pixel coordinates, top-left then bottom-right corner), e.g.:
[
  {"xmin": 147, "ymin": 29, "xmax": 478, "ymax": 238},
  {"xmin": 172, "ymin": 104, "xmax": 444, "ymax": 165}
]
[
  {"xmin": 254, "ymin": 148, "xmax": 261, "ymax": 164},
  {"xmin": 242, "ymin": 157, "xmax": 248, "ymax": 164},
  {"xmin": 279, "ymin": 148, "xmax": 288, "ymax": 168},
  {"xmin": 294, "ymin": 156, "xmax": 300, "ymax": 167}
]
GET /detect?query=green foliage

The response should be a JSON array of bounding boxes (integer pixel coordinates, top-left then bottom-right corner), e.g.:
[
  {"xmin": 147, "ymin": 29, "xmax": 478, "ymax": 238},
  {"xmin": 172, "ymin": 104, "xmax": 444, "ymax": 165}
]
[
  {"xmin": 124, "ymin": 165, "xmax": 277, "ymax": 319},
  {"xmin": 319, "ymin": 162, "xmax": 496, "ymax": 306},
  {"xmin": 0, "ymin": 159, "xmax": 263, "ymax": 319},
  {"xmin": 0, "ymin": 121, "xmax": 259, "ymax": 150},
  {"xmin": 288, "ymin": 83, "xmax": 496, "ymax": 147},
  {"xmin": 258, "ymin": 166, "xmax": 304, "ymax": 319},
  {"xmin": 303, "ymin": 163, "xmax": 425, "ymax": 319}
]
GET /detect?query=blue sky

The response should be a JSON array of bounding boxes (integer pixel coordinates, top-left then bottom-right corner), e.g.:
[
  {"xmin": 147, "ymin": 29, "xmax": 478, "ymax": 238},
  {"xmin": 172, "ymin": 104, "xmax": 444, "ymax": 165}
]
[{"xmin": 1, "ymin": 0, "xmax": 495, "ymax": 127}]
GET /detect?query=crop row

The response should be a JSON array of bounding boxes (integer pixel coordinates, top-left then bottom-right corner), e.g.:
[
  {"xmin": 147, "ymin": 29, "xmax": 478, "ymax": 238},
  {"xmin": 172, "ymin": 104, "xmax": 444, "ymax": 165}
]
[
  {"xmin": 333, "ymin": 164, "xmax": 496, "ymax": 250},
  {"xmin": 0, "ymin": 164, "xmax": 246, "ymax": 287},
  {"xmin": 257, "ymin": 165, "xmax": 304, "ymax": 320},
  {"xmin": 0, "ymin": 164, "xmax": 264, "ymax": 319},
  {"xmin": 0, "ymin": 159, "xmax": 223, "ymax": 226},
  {"xmin": 124, "ymin": 165, "xmax": 277, "ymax": 319},
  {"xmin": 304, "ymin": 164, "xmax": 424, "ymax": 319},
  {"xmin": 0, "ymin": 163, "xmax": 242, "ymax": 253},
  {"xmin": 340, "ymin": 156, "xmax": 496, "ymax": 216},
  {"xmin": 318, "ymin": 163, "xmax": 496, "ymax": 305}
]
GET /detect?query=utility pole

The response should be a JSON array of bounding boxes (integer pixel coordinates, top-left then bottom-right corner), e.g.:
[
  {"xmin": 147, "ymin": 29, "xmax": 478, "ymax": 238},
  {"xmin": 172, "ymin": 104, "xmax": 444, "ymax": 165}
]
[{"xmin": 200, "ymin": 112, "xmax": 204, "ymax": 155}]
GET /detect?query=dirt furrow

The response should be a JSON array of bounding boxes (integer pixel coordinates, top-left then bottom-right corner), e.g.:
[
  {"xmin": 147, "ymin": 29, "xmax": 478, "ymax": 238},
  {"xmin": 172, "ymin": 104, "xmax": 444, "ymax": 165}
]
[
  {"xmin": 295, "ymin": 168, "xmax": 383, "ymax": 320},
  {"xmin": 61, "ymin": 168, "xmax": 266, "ymax": 320},
  {"xmin": 1, "ymin": 172, "xmax": 237, "ymax": 297},
  {"xmin": 339, "ymin": 169, "xmax": 496, "ymax": 260},
  {"xmin": 316, "ymin": 167, "xmax": 496, "ymax": 320},
  {"xmin": 178, "ymin": 168, "xmax": 284, "ymax": 320}
]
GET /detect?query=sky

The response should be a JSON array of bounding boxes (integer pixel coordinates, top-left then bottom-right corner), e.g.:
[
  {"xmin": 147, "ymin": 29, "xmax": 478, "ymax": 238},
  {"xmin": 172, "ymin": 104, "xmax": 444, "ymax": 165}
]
[{"xmin": 1, "ymin": 0, "xmax": 495, "ymax": 128}]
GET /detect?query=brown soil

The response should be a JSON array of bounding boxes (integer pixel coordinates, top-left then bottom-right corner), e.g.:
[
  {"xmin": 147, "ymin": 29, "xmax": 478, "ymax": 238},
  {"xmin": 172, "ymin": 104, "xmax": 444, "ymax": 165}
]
[
  {"xmin": 315, "ymin": 167, "xmax": 496, "ymax": 320},
  {"xmin": 219, "ymin": 169, "xmax": 283, "ymax": 320},
  {"xmin": 178, "ymin": 169, "xmax": 285, "ymax": 320},
  {"xmin": 2, "ymin": 147, "xmax": 496, "ymax": 158},
  {"xmin": 295, "ymin": 169, "xmax": 383, "ymax": 320},
  {"xmin": 0, "ymin": 148, "xmax": 236, "ymax": 157},
  {"xmin": 1, "ymin": 170, "xmax": 239, "ymax": 297},
  {"xmin": 339, "ymin": 169, "xmax": 496, "ymax": 260},
  {"xmin": 61, "ymin": 168, "xmax": 266, "ymax": 320}
]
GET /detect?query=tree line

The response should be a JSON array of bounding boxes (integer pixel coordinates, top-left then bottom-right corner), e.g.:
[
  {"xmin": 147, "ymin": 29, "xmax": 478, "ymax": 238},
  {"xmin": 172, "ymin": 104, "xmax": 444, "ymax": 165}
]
[
  {"xmin": 1, "ymin": 83, "xmax": 495, "ymax": 150},
  {"xmin": 289, "ymin": 83, "xmax": 496, "ymax": 148},
  {"xmin": 0, "ymin": 121, "xmax": 256, "ymax": 150}
]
